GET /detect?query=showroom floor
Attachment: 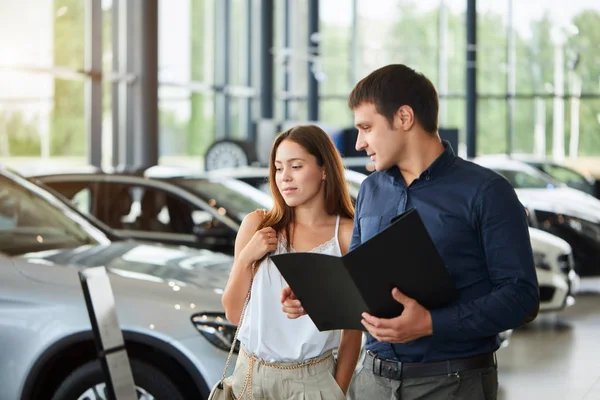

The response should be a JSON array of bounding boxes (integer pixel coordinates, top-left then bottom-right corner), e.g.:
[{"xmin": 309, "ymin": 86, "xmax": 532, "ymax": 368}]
[{"xmin": 498, "ymin": 280, "xmax": 600, "ymax": 400}]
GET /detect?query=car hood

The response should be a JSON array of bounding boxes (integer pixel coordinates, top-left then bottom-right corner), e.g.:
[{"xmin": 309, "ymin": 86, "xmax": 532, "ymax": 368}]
[
  {"xmin": 529, "ymin": 227, "xmax": 571, "ymax": 255},
  {"xmin": 19, "ymin": 240, "xmax": 234, "ymax": 293},
  {"xmin": 516, "ymin": 187, "xmax": 600, "ymax": 223}
]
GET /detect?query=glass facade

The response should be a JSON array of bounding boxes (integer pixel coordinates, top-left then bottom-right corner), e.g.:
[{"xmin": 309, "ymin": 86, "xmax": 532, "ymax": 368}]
[{"xmin": 1, "ymin": 0, "xmax": 600, "ymax": 171}]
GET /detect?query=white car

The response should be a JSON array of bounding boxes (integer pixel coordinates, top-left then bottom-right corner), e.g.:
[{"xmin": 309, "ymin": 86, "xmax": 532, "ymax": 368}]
[
  {"xmin": 474, "ymin": 155, "xmax": 600, "ymax": 277},
  {"xmin": 529, "ymin": 227, "xmax": 579, "ymax": 312}
]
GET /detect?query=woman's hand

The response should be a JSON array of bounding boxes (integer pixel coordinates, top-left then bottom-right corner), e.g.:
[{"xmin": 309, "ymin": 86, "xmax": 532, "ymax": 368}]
[
  {"xmin": 239, "ymin": 227, "xmax": 278, "ymax": 265},
  {"xmin": 281, "ymin": 286, "xmax": 306, "ymax": 319}
]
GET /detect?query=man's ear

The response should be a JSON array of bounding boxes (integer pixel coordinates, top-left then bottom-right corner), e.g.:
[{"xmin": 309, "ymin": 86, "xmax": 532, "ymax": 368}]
[{"xmin": 396, "ymin": 105, "xmax": 415, "ymax": 131}]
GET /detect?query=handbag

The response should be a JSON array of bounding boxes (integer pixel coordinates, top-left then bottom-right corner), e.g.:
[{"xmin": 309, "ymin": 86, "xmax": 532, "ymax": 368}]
[{"xmin": 208, "ymin": 264, "xmax": 255, "ymax": 400}]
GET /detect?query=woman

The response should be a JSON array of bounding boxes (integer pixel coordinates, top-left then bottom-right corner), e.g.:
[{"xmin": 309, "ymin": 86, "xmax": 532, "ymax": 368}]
[{"xmin": 222, "ymin": 125, "xmax": 362, "ymax": 399}]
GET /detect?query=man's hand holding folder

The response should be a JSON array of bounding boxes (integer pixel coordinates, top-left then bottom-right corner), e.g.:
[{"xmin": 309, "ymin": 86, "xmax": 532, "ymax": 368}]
[
  {"xmin": 276, "ymin": 208, "xmax": 459, "ymax": 335},
  {"xmin": 360, "ymin": 288, "xmax": 433, "ymax": 343},
  {"xmin": 282, "ymin": 286, "xmax": 434, "ymax": 343}
]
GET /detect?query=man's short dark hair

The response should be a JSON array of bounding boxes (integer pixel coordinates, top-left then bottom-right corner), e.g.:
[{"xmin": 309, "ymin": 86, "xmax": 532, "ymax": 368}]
[{"xmin": 348, "ymin": 64, "xmax": 439, "ymax": 134}]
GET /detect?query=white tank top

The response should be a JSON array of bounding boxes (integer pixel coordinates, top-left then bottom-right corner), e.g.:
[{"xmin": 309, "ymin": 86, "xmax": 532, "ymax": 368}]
[{"xmin": 237, "ymin": 215, "xmax": 343, "ymax": 362}]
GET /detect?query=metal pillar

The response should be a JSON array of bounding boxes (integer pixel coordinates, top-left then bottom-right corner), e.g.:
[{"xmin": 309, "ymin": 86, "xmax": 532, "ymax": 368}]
[
  {"xmin": 116, "ymin": 0, "xmax": 135, "ymax": 167},
  {"xmin": 135, "ymin": 0, "xmax": 159, "ymax": 168},
  {"xmin": 466, "ymin": 0, "xmax": 477, "ymax": 158},
  {"xmin": 506, "ymin": 0, "xmax": 515, "ymax": 154},
  {"xmin": 85, "ymin": 0, "xmax": 103, "ymax": 167},
  {"xmin": 350, "ymin": 0, "xmax": 359, "ymax": 86},
  {"xmin": 111, "ymin": 0, "xmax": 120, "ymax": 168},
  {"xmin": 307, "ymin": 0, "xmax": 319, "ymax": 121},
  {"xmin": 260, "ymin": 0, "xmax": 274, "ymax": 120},
  {"xmin": 113, "ymin": 0, "xmax": 158, "ymax": 169},
  {"xmin": 569, "ymin": 62, "xmax": 582, "ymax": 159},
  {"xmin": 552, "ymin": 44, "xmax": 565, "ymax": 161},
  {"xmin": 244, "ymin": 0, "xmax": 254, "ymax": 139},
  {"xmin": 215, "ymin": 0, "xmax": 231, "ymax": 139},
  {"xmin": 437, "ymin": 0, "xmax": 449, "ymax": 127},
  {"xmin": 283, "ymin": 0, "xmax": 291, "ymax": 120}
]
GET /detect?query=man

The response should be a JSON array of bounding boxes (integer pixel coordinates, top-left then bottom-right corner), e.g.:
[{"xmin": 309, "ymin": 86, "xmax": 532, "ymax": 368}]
[{"xmin": 281, "ymin": 64, "xmax": 539, "ymax": 399}]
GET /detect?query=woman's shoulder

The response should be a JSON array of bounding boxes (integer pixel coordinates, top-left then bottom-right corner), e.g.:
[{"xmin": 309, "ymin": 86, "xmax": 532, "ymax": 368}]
[
  {"xmin": 337, "ymin": 216, "xmax": 354, "ymax": 254},
  {"xmin": 339, "ymin": 216, "xmax": 354, "ymax": 230},
  {"xmin": 240, "ymin": 209, "xmax": 269, "ymax": 231}
]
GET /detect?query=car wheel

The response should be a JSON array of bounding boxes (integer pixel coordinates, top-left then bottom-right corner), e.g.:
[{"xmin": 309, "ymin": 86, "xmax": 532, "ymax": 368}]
[{"xmin": 51, "ymin": 359, "xmax": 185, "ymax": 400}]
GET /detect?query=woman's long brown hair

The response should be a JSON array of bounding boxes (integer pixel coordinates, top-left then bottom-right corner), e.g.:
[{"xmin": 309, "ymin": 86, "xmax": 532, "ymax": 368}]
[{"xmin": 256, "ymin": 125, "xmax": 355, "ymax": 261}]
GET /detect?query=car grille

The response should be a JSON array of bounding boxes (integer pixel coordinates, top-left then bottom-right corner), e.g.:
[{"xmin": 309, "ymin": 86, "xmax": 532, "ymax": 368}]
[
  {"xmin": 557, "ymin": 254, "xmax": 572, "ymax": 275},
  {"xmin": 539, "ymin": 286, "xmax": 556, "ymax": 302}
]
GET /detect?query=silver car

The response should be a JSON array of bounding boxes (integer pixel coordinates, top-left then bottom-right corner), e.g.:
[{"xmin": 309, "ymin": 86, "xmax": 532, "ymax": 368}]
[{"xmin": 0, "ymin": 168, "xmax": 236, "ymax": 399}]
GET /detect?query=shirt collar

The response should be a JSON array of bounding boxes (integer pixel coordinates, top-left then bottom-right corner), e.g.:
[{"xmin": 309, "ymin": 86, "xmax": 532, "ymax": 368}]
[{"xmin": 384, "ymin": 140, "xmax": 456, "ymax": 183}]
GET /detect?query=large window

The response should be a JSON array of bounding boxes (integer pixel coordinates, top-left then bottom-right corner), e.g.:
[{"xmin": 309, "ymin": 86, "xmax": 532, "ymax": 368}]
[
  {"xmin": 4, "ymin": 0, "xmax": 600, "ymax": 174},
  {"xmin": 158, "ymin": 0, "xmax": 215, "ymax": 162},
  {"xmin": 508, "ymin": 0, "xmax": 600, "ymax": 158},
  {"xmin": 157, "ymin": 0, "xmax": 254, "ymax": 165},
  {"xmin": 0, "ymin": 0, "xmax": 113, "ymax": 171}
]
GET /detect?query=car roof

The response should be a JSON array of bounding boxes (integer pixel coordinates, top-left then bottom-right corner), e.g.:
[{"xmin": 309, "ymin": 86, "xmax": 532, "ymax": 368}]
[
  {"xmin": 474, "ymin": 153, "xmax": 578, "ymax": 169},
  {"xmin": 473, "ymin": 155, "xmax": 544, "ymax": 173},
  {"xmin": 473, "ymin": 155, "xmax": 569, "ymax": 186},
  {"xmin": 25, "ymin": 164, "xmax": 198, "ymax": 180},
  {"xmin": 199, "ymin": 166, "xmax": 369, "ymax": 182},
  {"xmin": 142, "ymin": 165, "xmax": 203, "ymax": 179},
  {"xmin": 19, "ymin": 165, "xmax": 105, "ymax": 179},
  {"xmin": 26, "ymin": 164, "xmax": 371, "ymax": 192},
  {"xmin": 203, "ymin": 166, "xmax": 269, "ymax": 179}
]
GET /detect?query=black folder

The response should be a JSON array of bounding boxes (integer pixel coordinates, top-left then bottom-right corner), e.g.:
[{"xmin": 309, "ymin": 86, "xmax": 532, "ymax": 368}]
[{"xmin": 270, "ymin": 208, "xmax": 459, "ymax": 332}]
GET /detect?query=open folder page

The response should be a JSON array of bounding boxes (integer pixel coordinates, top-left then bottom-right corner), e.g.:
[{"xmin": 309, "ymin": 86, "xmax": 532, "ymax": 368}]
[{"xmin": 270, "ymin": 208, "xmax": 459, "ymax": 331}]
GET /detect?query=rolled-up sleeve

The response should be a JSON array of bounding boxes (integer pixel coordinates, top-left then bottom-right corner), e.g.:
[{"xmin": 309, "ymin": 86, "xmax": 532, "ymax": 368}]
[{"xmin": 430, "ymin": 176, "xmax": 539, "ymax": 340}]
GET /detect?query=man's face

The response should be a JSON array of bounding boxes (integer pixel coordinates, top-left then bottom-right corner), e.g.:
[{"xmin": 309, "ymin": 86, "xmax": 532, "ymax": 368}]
[{"xmin": 353, "ymin": 102, "xmax": 403, "ymax": 171}]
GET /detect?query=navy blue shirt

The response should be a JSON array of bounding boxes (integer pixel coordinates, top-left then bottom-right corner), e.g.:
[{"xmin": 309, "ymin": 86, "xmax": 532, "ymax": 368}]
[{"xmin": 351, "ymin": 141, "xmax": 539, "ymax": 363}]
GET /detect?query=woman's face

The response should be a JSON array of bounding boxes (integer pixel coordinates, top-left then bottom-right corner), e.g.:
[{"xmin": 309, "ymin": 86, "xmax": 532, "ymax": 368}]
[{"xmin": 274, "ymin": 139, "xmax": 325, "ymax": 208}]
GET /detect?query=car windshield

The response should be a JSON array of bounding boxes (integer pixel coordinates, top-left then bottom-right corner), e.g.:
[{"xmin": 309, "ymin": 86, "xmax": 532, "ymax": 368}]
[
  {"xmin": 0, "ymin": 174, "xmax": 108, "ymax": 255},
  {"xmin": 494, "ymin": 168, "xmax": 557, "ymax": 189},
  {"xmin": 174, "ymin": 177, "xmax": 274, "ymax": 223}
]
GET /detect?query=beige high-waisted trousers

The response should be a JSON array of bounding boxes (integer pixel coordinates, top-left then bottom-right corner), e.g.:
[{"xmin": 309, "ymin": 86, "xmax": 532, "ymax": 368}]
[{"xmin": 230, "ymin": 346, "xmax": 347, "ymax": 399}]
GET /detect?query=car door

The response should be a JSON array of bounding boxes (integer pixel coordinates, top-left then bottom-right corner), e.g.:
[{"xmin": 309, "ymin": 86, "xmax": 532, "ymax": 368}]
[{"xmin": 95, "ymin": 181, "xmax": 236, "ymax": 254}]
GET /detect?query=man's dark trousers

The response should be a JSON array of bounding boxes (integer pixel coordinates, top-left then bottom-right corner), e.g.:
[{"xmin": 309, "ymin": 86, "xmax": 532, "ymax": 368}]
[{"xmin": 348, "ymin": 352, "xmax": 498, "ymax": 400}]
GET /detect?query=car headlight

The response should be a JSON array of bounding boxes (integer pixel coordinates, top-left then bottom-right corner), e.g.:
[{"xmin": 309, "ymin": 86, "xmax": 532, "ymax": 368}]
[
  {"xmin": 557, "ymin": 253, "xmax": 572, "ymax": 275},
  {"xmin": 564, "ymin": 215, "xmax": 600, "ymax": 240},
  {"xmin": 533, "ymin": 251, "xmax": 551, "ymax": 271},
  {"xmin": 191, "ymin": 312, "xmax": 239, "ymax": 352},
  {"xmin": 567, "ymin": 218, "xmax": 583, "ymax": 232}
]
